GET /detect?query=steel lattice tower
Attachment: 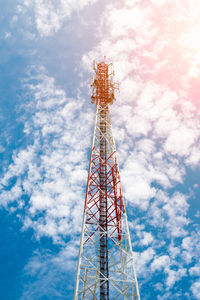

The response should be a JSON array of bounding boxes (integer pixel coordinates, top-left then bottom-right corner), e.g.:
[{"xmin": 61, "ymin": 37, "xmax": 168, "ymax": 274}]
[{"xmin": 74, "ymin": 59, "xmax": 140, "ymax": 300}]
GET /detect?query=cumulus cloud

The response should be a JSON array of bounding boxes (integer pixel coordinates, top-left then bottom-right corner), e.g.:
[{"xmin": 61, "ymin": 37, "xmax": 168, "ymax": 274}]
[
  {"xmin": 150, "ymin": 253, "xmax": 187, "ymax": 289},
  {"xmin": 0, "ymin": 181, "xmax": 22, "ymax": 207},
  {"xmin": 138, "ymin": 231, "xmax": 154, "ymax": 246},
  {"xmin": 189, "ymin": 264, "xmax": 200, "ymax": 277},
  {"xmin": 151, "ymin": 255, "xmax": 170, "ymax": 272},
  {"xmin": 0, "ymin": 66, "xmax": 92, "ymax": 242},
  {"xmin": 191, "ymin": 281, "xmax": 200, "ymax": 299},
  {"xmin": 20, "ymin": 0, "xmax": 98, "ymax": 37},
  {"xmin": 134, "ymin": 247, "xmax": 155, "ymax": 277}
]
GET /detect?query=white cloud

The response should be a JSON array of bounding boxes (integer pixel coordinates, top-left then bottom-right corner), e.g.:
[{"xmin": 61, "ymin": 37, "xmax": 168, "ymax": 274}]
[
  {"xmin": 106, "ymin": 7, "xmax": 142, "ymax": 38},
  {"xmin": 134, "ymin": 247, "xmax": 155, "ymax": 276},
  {"xmin": 124, "ymin": 177, "xmax": 156, "ymax": 210},
  {"xmin": 168, "ymin": 243, "xmax": 180, "ymax": 259},
  {"xmin": 164, "ymin": 126, "xmax": 198, "ymax": 156},
  {"xmin": 148, "ymin": 191, "xmax": 189, "ymax": 238},
  {"xmin": 163, "ymin": 192, "xmax": 189, "ymax": 237},
  {"xmin": 0, "ymin": 66, "xmax": 92, "ymax": 242},
  {"xmin": 191, "ymin": 281, "xmax": 200, "ymax": 299},
  {"xmin": 151, "ymin": 253, "xmax": 187, "ymax": 288},
  {"xmin": 0, "ymin": 181, "xmax": 22, "ymax": 206},
  {"xmin": 181, "ymin": 231, "xmax": 200, "ymax": 265},
  {"xmin": 137, "ymin": 231, "xmax": 154, "ymax": 246},
  {"xmin": 151, "ymin": 255, "xmax": 170, "ymax": 271},
  {"xmin": 189, "ymin": 264, "xmax": 200, "ymax": 277},
  {"xmin": 165, "ymin": 268, "xmax": 186, "ymax": 288},
  {"xmin": 21, "ymin": 0, "xmax": 98, "ymax": 37}
]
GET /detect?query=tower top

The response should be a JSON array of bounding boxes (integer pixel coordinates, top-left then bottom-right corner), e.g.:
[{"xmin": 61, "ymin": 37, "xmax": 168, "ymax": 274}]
[{"xmin": 90, "ymin": 58, "xmax": 118, "ymax": 105}]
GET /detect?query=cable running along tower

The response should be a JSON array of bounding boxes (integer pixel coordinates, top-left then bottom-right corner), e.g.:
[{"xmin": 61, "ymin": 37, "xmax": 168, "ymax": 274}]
[{"xmin": 74, "ymin": 59, "xmax": 140, "ymax": 299}]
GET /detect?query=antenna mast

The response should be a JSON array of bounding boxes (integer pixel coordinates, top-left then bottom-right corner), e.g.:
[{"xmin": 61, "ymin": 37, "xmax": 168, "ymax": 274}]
[{"xmin": 74, "ymin": 59, "xmax": 140, "ymax": 299}]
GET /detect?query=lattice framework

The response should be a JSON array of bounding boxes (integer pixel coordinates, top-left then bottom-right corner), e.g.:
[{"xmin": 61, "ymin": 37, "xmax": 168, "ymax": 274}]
[{"xmin": 74, "ymin": 59, "xmax": 140, "ymax": 300}]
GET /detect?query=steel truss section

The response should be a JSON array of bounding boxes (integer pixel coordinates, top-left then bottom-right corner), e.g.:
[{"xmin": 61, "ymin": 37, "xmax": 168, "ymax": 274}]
[{"xmin": 74, "ymin": 60, "xmax": 140, "ymax": 300}]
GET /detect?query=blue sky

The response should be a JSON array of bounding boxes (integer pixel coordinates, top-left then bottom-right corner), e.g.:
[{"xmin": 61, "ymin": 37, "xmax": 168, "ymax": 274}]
[{"xmin": 0, "ymin": 0, "xmax": 200, "ymax": 299}]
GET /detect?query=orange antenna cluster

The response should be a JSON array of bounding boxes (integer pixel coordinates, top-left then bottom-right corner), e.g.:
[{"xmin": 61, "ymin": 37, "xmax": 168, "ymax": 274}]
[{"xmin": 90, "ymin": 58, "xmax": 118, "ymax": 105}]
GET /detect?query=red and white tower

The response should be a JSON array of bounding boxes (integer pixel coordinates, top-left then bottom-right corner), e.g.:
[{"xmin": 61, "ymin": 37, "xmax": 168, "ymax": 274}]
[{"xmin": 74, "ymin": 59, "xmax": 140, "ymax": 299}]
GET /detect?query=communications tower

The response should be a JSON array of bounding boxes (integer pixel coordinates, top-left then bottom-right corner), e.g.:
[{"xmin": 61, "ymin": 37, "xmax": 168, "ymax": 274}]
[{"xmin": 74, "ymin": 58, "xmax": 140, "ymax": 299}]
